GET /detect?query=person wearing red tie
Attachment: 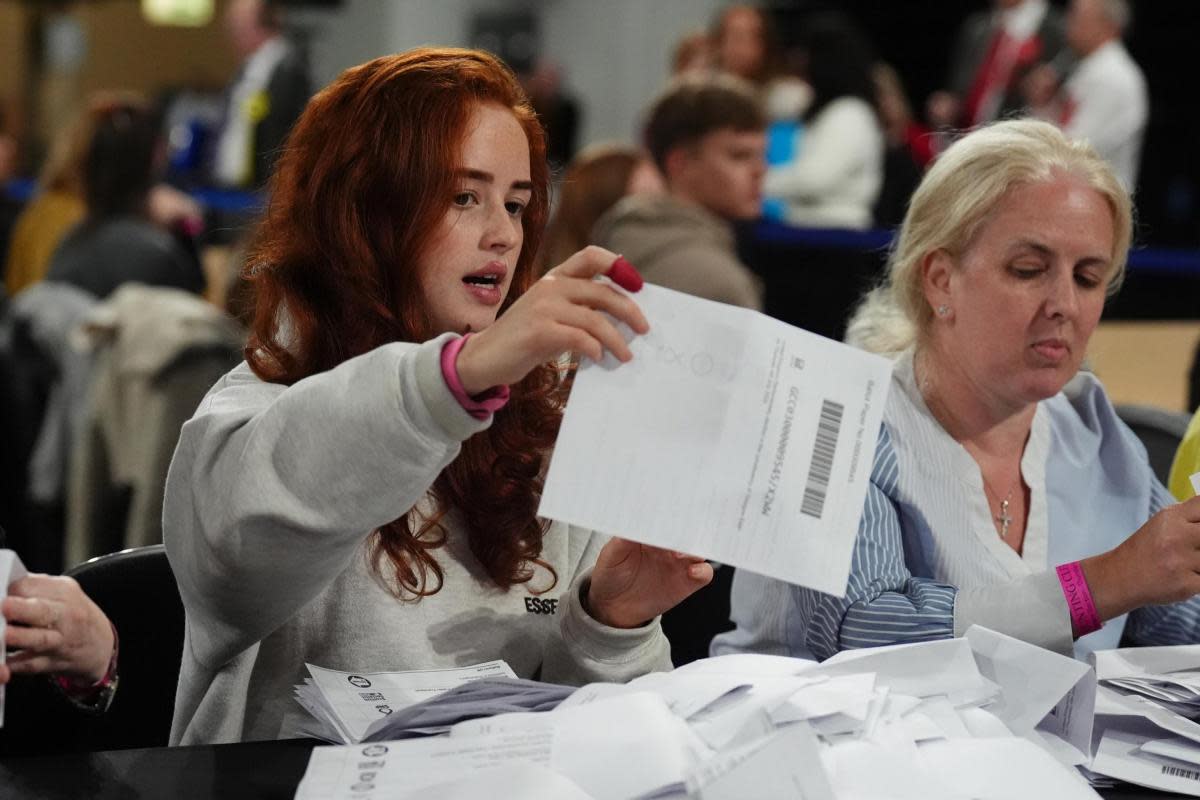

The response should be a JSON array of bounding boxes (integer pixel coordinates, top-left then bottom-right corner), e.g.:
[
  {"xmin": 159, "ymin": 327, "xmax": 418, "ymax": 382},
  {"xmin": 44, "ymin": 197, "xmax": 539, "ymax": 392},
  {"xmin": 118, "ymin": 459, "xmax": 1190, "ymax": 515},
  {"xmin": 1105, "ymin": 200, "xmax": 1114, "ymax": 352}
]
[{"xmin": 927, "ymin": 0, "xmax": 1069, "ymax": 131}]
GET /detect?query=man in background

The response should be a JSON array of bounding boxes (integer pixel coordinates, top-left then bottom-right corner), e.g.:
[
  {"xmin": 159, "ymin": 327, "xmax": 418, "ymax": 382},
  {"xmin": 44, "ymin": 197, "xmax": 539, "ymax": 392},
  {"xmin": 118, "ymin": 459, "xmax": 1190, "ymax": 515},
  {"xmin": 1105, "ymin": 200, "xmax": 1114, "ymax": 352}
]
[
  {"xmin": 592, "ymin": 75, "xmax": 765, "ymax": 311},
  {"xmin": 212, "ymin": 0, "xmax": 310, "ymax": 190},
  {"xmin": 1027, "ymin": 0, "xmax": 1146, "ymax": 191},
  {"xmin": 927, "ymin": 0, "xmax": 1067, "ymax": 130}
]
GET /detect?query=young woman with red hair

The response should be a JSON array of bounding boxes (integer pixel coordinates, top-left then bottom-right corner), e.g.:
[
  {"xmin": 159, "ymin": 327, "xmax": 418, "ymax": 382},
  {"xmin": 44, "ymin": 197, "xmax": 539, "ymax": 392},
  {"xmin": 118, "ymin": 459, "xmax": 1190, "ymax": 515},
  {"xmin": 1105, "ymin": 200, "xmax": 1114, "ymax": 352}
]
[{"xmin": 162, "ymin": 48, "xmax": 712, "ymax": 745}]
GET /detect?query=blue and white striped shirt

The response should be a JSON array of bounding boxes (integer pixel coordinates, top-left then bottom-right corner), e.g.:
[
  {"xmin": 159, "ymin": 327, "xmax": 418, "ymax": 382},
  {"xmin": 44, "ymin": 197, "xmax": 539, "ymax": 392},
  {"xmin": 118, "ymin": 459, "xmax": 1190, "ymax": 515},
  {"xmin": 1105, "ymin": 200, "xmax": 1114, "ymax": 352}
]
[{"xmin": 714, "ymin": 350, "xmax": 1200, "ymax": 662}]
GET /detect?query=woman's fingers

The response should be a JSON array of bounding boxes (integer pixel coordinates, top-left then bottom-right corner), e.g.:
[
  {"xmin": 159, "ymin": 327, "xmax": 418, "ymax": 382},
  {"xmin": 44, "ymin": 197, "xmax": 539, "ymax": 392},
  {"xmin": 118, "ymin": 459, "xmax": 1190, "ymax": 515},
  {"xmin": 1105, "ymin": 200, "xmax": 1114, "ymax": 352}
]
[
  {"xmin": 548, "ymin": 246, "xmax": 622, "ymax": 281},
  {"xmin": 2, "ymin": 595, "xmax": 60, "ymax": 630},
  {"xmin": 5, "ymin": 622, "xmax": 64, "ymax": 653},
  {"xmin": 555, "ymin": 278, "xmax": 649, "ymax": 334},
  {"xmin": 6, "ymin": 651, "xmax": 56, "ymax": 675},
  {"xmin": 548, "ymin": 248, "xmax": 646, "ymax": 298},
  {"xmin": 554, "ymin": 305, "xmax": 634, "ymax": 363}
]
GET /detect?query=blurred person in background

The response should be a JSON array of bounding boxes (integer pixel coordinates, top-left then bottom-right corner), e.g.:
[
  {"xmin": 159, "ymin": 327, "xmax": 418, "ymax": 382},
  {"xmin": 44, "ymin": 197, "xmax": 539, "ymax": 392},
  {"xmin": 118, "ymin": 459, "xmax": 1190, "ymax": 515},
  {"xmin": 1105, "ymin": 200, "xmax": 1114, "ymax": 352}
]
[
  {"xmin": 1024, "ymin": 0, "xmax": 1146, "ymax": 191},
  {"xmin": 540, "ymin": 144, "xmax": 663, "ymax": 271},
  {"xmin": 4, "ymin": 105, "xmax": 89, "ymax": 297},
  {"xmin": 712, "ymin": 4, "xmax": 780, "ymax": 91},
  {"xmin": 0, "ymin": 111, "xmax": 21, "ymax": 290},
  {"xmin": 671, "ymin": 30, "xmax": 713, "ymax": 77},
  {"xmin": 761, "ymin": 15, "xmax": 883, "ymax": 231},
  {"xmin": 927, "ymin": 0, "xmax": 1067, "ymax": 131},
  {"xmin": 45, "ymin": 97, "xmax": 204, "ymax": 299},
  {"xmin": 593, "ymin": 75, "xmax": 764, "ymax": 311},
  {"xmin": 521, "ymin": 58, "xmax": 580, "ymax": 171},
  {"xmin": 711, "ymin": 5, "xmax": 811, "ymax": 122},
  {"xmin": 212, "ymin": 0, "xmax": 310, "ymax": 190},
  {"xmin": 873, "ymin": 63, "xmax": 933, "ymax": 229}
]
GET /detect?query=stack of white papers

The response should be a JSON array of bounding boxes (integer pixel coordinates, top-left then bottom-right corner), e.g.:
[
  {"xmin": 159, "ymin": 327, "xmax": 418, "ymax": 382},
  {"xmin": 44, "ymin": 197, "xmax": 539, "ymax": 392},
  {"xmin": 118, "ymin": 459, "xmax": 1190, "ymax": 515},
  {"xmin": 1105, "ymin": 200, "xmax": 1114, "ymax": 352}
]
[
  {"xmin": 539, "ymin": 284, "xmax": 892, "ymax": 597},
  {"xmin": 294, "ymin": 628, "xmax": 1104, "ymax": 799},
  {"xmin": 0, "ymin": 549, "xmax": 28, "ymax": 728},
  {"xmin": 292, "ymin": 660, "xmax": 516, "ymax": 743},
  {"xmin": 1088, "ymin": 645, "xmax": 1200, "ymax": 795}
]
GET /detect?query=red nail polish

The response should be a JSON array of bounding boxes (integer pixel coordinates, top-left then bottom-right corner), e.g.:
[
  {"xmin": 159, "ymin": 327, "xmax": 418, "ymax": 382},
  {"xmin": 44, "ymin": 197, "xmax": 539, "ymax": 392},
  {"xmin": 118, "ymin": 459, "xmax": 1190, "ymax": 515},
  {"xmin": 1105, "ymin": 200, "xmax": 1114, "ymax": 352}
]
[{"xmin": 606, "ymin": 256, "xmax": 644, "ymax": 292}]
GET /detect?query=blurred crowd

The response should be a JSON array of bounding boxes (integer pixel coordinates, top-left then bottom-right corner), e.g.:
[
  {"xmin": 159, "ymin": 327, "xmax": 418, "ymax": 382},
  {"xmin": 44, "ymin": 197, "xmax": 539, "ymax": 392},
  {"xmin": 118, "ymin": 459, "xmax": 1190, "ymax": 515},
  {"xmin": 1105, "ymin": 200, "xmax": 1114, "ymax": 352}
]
[{"xmin": 0, "ymin": 0, "xmax": 1155, "ymax": 578}]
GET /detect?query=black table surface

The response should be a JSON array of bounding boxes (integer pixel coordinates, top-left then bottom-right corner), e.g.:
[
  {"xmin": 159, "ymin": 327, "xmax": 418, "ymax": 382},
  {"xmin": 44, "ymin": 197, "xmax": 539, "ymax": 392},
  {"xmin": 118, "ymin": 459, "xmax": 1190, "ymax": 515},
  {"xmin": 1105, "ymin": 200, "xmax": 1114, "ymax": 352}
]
[{"xmin": 0, "ymin": 737, "xmax": 1194, "ymax": 800}]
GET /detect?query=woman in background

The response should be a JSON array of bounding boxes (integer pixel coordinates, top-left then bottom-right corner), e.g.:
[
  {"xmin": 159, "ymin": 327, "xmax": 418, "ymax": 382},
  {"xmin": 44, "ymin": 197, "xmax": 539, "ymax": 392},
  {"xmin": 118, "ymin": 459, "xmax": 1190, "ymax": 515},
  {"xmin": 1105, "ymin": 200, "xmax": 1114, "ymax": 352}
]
[
  {"xmin": 3, "ymin": 105, "xmax": 90, "ymax": 296},
  {"xmin": 761, "ymin": 14, "xmax": 883, "ymax": 230},
  {"xmin": 45, "ymin": 96, "xmax": 203, "ymax": 299},
  {"xmin": 540, "ymin": 143, "xmax": 662, "ymax": 270}
]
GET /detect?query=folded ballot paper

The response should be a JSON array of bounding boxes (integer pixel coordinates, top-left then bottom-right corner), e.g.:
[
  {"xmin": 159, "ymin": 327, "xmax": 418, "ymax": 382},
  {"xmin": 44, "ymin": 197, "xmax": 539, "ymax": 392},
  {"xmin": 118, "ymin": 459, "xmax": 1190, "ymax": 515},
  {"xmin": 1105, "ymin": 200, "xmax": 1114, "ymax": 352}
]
[
  {"xmin": 540, "ymin": 284, "xmax": 892, "ymax": 597},
  {"xmin": 0, "ymin": 549, "xmax": 29, "ymax": 727},
  {"xmin": 292, "ymin": 660, "xmax": 519, "ymax": 744},
  {"xmin": 293, "ymin": 629, "xmax": 1105, "ymax": 800}
]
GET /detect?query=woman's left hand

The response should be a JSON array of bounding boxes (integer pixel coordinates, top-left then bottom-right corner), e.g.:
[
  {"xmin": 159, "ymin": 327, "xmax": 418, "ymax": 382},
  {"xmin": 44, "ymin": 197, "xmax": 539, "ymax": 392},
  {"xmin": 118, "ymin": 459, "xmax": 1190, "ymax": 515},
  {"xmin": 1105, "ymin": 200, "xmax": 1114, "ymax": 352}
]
[{"xmin": 586, "ymin": 538, "xmax": 714, "ymax": 629}]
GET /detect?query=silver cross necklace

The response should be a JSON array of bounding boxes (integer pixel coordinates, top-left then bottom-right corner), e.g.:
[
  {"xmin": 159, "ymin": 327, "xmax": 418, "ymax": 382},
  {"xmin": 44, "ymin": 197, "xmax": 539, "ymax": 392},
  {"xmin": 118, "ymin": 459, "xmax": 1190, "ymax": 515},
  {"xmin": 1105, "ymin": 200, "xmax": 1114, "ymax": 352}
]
[{"xmin": 982, "ymin": 477, "xmax": 1016, "ymax": 540}]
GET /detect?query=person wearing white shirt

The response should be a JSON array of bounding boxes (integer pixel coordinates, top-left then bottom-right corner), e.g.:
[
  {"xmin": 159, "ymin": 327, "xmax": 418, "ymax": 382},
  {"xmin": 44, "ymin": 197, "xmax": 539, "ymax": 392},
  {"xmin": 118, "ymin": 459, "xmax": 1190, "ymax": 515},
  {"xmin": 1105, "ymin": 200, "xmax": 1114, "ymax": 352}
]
[
  {"xmin": 212, "ymin": 0, "xmax": 310, "ymax": 189},
  {"xmin": 762, "ymin": 16, "xmax": 883, "ymax": 230},
  {"xmin": 1029, "ymin": 0, "xmax": 1146, "ymax": 191}
]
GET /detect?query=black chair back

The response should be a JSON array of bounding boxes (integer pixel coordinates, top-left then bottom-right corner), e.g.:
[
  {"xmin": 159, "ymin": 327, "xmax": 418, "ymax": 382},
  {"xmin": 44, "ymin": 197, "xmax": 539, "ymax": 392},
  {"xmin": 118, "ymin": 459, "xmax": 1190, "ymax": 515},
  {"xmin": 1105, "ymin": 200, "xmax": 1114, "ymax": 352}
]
[
  {"xmin": 0, "ymin": 545, "xmax": 184, "ymax": 755},
  {"xmin": 1115, "ymin": 403, "xmax": 1192, "ymax": 487}
]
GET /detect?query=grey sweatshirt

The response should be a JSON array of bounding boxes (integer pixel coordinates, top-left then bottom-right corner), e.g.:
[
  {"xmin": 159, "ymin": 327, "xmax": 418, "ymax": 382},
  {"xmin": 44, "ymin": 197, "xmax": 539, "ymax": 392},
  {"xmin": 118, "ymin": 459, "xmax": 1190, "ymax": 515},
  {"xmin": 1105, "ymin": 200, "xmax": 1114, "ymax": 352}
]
[{"xmin": 163, "ymin": 334, "xmax": 671, "ymax": 745}]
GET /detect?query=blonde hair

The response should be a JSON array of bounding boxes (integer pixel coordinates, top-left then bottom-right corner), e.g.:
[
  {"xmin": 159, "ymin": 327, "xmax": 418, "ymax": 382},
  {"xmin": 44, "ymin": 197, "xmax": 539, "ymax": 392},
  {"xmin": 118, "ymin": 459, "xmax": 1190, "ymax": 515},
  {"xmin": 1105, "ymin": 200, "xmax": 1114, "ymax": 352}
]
[{"xmin": 845, "ymin": 119, "xmax": 1132, "ymax": 355}]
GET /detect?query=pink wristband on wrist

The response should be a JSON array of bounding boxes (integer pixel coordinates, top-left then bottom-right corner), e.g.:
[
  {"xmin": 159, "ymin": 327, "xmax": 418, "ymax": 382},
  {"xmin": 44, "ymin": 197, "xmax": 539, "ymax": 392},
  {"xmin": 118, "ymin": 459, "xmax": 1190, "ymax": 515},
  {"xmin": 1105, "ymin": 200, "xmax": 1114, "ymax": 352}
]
[
  {"xmin": 1056, "ymin": 561, "xmax": 1102, "ymax": 638},
  {"xmin": 440, "ymin": 334, "xmax": 511, "ymax": 420}
]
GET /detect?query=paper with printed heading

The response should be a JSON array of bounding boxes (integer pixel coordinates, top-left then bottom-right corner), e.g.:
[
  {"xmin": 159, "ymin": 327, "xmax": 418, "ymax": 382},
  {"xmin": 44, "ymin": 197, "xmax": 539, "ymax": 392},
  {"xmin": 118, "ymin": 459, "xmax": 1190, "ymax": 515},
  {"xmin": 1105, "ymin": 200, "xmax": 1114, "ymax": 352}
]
[
  {"xmin": 539, "ymin": 283, "xmax": 891, "ymax": 596},
  {"xmin": 0, "ymin": 549, "xmax": 29, "ymax": 727},
  {"xmin": 295, "ymin": 660, "xmax": 516, "ymax": 744}
]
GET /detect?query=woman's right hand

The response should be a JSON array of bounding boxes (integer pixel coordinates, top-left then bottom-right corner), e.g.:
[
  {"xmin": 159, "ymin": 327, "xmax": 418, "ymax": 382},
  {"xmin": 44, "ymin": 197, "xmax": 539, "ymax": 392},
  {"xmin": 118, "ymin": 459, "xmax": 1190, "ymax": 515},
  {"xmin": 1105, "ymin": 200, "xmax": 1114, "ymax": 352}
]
[
  {"xmin": 1083, "ymin": 495, "xmax": 1200, "ymax": 620},
  {"xmin": 1, "ymin": 574, "xmax": 115, "ymax": 685},
  {"xmin": 455, "ymin": 247, "xmax": 649, "ymax": 395}
]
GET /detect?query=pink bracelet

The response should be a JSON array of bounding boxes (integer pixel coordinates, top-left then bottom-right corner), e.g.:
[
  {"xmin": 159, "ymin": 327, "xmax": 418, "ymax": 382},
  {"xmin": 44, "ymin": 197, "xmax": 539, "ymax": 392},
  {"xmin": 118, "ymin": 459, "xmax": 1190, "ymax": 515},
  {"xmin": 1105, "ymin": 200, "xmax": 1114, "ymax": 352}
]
[
  {"xmin": 440, "ymin": 334, "xmax": 511, "ymax": 420},
  {"xmin": 1056, "ymin": 561, "xmax": 1103, "ymax": 638}
]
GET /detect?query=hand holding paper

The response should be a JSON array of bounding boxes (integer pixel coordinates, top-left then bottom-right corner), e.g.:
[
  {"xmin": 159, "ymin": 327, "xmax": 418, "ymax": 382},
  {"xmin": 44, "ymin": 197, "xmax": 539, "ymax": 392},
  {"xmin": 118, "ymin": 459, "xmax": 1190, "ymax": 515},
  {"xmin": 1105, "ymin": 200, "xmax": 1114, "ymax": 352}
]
[
  {"xmin": 586, "ymin": 540, "xmax": 712, "ymax": 628},
  {"xmin": 456, "ymin": 249, "xmax": 647, "ymax": 395},
  {"xmin": 540, "ymin": 283, "xmax": 891, "ymax": 595}
]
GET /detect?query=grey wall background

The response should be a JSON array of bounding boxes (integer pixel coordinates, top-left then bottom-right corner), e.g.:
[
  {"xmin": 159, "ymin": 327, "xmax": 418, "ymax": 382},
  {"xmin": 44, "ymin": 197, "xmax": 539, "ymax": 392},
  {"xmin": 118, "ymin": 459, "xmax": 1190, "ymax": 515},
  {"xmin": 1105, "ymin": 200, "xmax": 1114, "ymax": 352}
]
[{"xmin": 290, "ymin": 0, "xmax": 728, "ymax": 152}]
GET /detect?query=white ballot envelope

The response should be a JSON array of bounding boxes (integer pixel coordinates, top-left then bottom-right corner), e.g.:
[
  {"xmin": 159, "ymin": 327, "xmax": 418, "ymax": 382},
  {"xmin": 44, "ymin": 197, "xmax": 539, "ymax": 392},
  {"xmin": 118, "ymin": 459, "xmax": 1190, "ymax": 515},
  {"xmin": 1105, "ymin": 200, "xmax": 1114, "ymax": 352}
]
[
  {"xmin": 295, "ymin": 660, "xmax": 516, "ymax": 744},
  {"xmin": 540, "ymin": 284, "xmax": 891, "ymax": 596},
  {"xmin": 965, "ymin": 626, "xmax": 1095, "ymax": 761},
  {"xmin": 0, "ymin": 549, "xmax": 29, "ymax": 727}
]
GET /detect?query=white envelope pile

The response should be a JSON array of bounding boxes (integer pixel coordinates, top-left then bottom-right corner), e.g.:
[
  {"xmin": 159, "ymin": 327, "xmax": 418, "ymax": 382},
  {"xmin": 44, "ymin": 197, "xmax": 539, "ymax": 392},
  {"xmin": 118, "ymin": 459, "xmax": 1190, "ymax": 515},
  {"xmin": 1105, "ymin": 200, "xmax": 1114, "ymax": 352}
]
[
  {"xmin": 293, "ymin": 626, "xmax": 1106, "ymax": 800},
  {"xmin": 1088, "ymin": 645, "xmax": 1200, "ymax": 795},
  {"xmin": 291, "ymin": 660, "xmax": 517, "ymax": 744}
]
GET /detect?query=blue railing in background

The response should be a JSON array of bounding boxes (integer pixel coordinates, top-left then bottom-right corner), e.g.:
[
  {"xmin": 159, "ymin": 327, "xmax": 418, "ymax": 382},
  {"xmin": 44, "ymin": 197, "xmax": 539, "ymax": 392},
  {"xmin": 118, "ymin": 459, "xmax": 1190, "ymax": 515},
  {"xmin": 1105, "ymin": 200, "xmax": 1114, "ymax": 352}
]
[
  {"xmin": 6, "ymin": 177, "xmax": 1200, "ymax": 277},
  {"xmin": 752, "ymin": 220, "xmax": 1200, "ymax": 278},
  {"xmin": 3, "ymin": 178, "xmax": 264, "ymax": 215}
]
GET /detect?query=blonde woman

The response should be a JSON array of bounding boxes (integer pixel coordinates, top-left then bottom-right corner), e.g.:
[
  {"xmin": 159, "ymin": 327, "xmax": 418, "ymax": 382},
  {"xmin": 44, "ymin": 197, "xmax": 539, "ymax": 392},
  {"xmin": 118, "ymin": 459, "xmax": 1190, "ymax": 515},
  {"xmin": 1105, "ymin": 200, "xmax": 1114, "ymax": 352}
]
[{"xmin": 717, "ymin": 119, "xmax": 1200, "ymax": 661}]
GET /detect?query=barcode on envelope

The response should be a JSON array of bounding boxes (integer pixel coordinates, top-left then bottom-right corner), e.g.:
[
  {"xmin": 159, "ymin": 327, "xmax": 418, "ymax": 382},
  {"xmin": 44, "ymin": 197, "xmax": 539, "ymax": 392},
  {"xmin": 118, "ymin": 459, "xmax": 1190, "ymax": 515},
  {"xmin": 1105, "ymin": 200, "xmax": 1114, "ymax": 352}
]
[
  {"xmin": 801, "ymin": 399, "xmax": 844, "ymax": 519},
  {"xmin": 1163, "ymin": 765, "xmax": 1200, "ymax": 781}
]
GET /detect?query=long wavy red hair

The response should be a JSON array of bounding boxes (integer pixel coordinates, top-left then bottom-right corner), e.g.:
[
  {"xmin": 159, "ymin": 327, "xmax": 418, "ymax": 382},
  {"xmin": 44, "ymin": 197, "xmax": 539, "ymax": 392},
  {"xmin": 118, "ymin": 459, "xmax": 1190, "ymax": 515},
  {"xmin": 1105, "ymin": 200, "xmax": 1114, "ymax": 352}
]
[{"xmin": 244, "ymin": 48, "xmax": 561, "ymax": 598}]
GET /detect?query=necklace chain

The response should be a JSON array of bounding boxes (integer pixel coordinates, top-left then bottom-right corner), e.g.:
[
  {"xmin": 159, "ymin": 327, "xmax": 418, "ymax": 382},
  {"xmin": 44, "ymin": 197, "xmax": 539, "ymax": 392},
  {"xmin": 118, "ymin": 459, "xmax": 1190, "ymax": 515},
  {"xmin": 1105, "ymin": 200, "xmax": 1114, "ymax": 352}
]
[
  {"xmin": 981, "ymin": 476, "xmax": 1016, "ymax": 540},
  {"xmin": 916, "ymin": 351, "xmax": 1019, "ymax": 541}
]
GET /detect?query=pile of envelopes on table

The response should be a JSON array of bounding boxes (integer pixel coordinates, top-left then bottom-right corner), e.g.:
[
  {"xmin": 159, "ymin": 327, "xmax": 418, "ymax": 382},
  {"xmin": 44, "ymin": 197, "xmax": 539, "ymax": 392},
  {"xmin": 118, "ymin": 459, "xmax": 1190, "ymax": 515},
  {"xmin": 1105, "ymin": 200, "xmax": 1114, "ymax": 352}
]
[{"xmin": 292, "ymin": 624, "xmax": 1171, "ymax": 800}]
